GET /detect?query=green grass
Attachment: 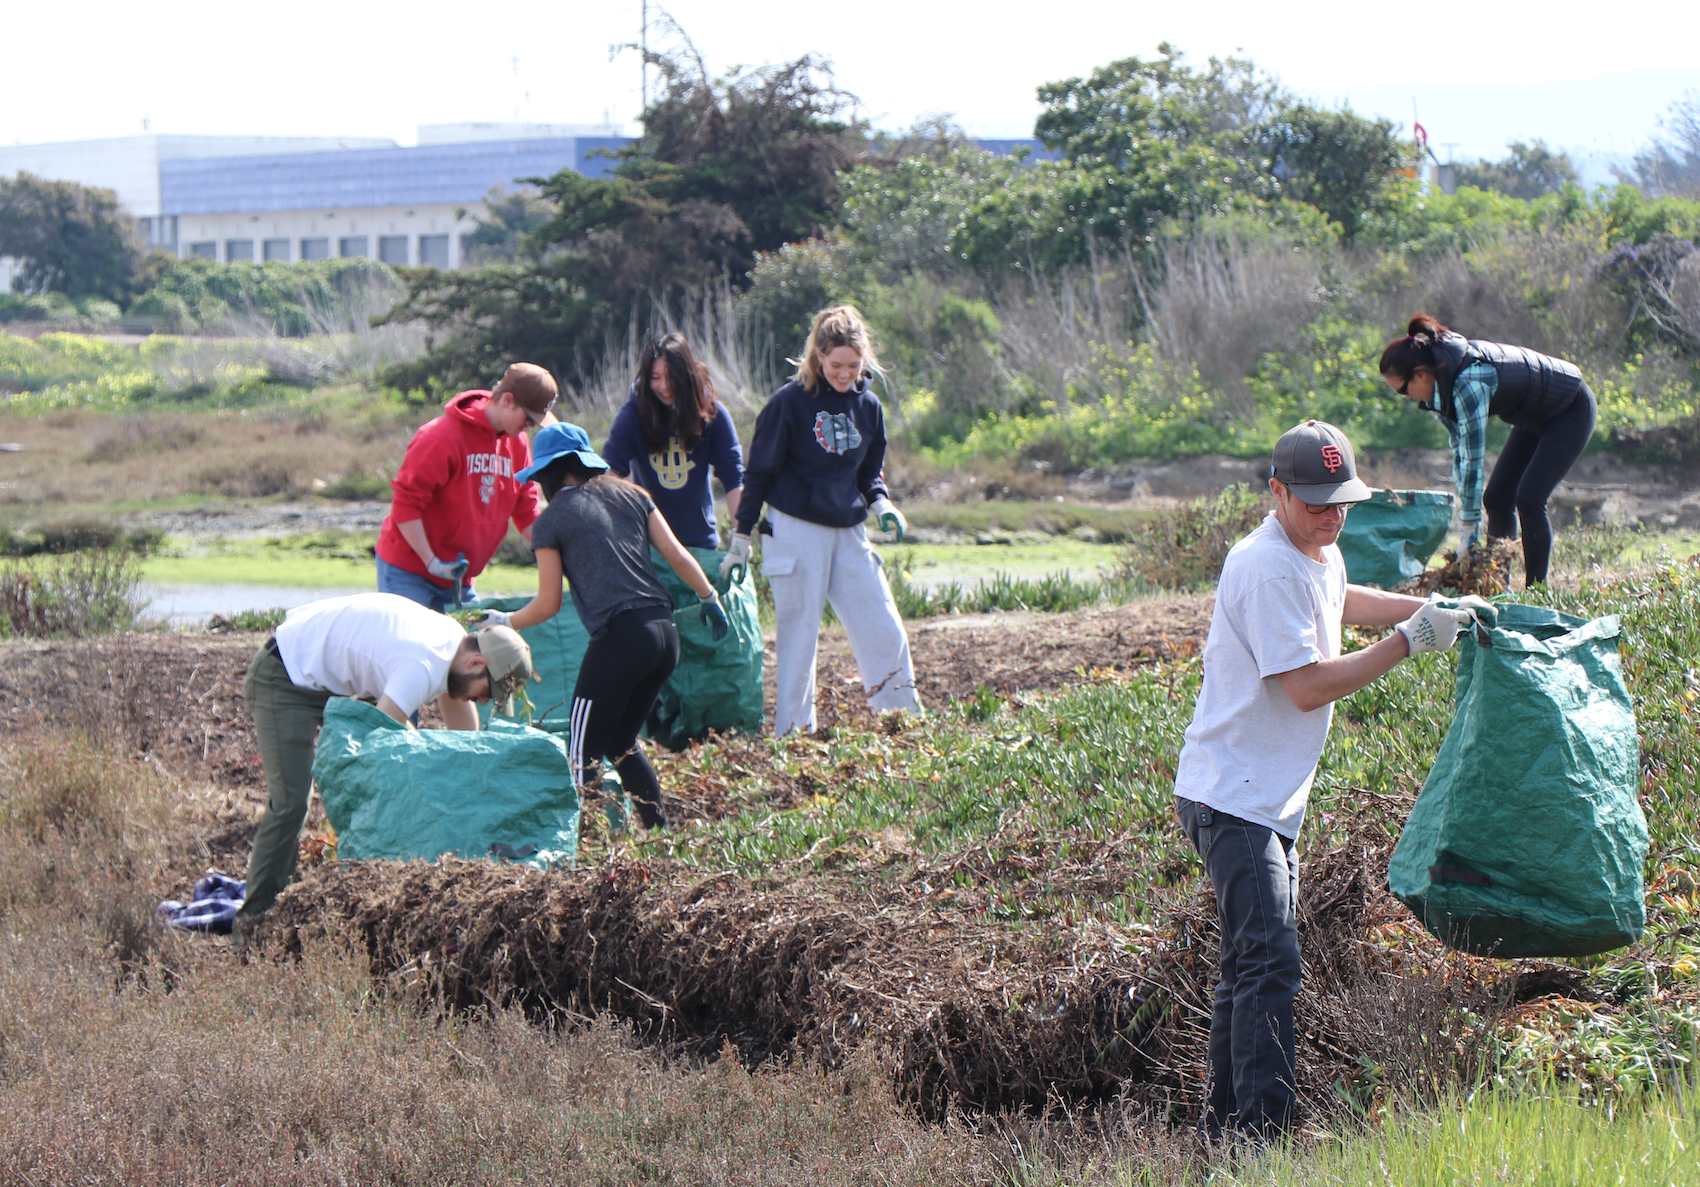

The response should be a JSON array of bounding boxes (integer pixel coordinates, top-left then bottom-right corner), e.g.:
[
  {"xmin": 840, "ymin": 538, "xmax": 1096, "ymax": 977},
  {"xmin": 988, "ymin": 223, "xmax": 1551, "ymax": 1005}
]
[
  {"xmin": 905, "ymin": 498, "xmax": 1156, "ymax": 540},
  {"xmin": 1217, "ymin": 1089, "xmax": 1700, "ymax": 1186},
  {"xmin": 142, "ymin": 534, "xmax": 541, "ymax": 594},
  {"xmin": 890, "ymin": 539, "xmax": 1124, "ymax": 585}
]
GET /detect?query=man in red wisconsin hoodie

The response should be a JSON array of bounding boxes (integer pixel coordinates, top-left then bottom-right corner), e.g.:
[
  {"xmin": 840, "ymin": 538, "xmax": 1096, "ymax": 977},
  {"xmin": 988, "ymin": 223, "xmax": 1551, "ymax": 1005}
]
[{"xmin": 374, "ymin": 363, "xmax": 557, "ymax": 612}]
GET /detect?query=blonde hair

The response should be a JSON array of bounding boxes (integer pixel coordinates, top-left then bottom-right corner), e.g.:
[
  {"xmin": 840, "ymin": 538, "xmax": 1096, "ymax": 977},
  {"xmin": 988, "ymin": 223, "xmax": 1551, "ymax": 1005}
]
[{"xmin": 794, "ymin": 305, "xmax": 883, "ymax": 392}]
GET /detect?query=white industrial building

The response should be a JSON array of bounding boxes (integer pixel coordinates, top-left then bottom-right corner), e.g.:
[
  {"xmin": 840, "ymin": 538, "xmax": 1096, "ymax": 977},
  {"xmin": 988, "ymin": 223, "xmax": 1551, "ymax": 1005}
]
[{"xmin": 0, "ymin": 123, "xmax": 629, "ymax": 289}]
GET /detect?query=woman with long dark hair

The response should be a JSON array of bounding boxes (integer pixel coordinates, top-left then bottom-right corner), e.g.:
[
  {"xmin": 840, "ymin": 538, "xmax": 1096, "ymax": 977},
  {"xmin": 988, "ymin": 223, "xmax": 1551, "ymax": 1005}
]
[
  {"xmin": 473, "ymin": 423, "xmax": 729, "ymax": 829},
  {"xmin": 602, "ymin": 332, "xmax": 744, "ymax": 550},
  {"xmin": 721, "ymin": 305, "xmax": 920, "ymax": 737},
  {"xmin": 1380, "ymin": 314, "xmax": 1597, "ymax": 585}
]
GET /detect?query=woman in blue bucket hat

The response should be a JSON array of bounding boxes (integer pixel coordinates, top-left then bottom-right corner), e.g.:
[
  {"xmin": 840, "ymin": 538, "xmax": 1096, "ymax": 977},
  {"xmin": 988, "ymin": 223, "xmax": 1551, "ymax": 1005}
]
[{"xmin": 472, "ymin": 423, "xmax": 729, "ymax": 829}]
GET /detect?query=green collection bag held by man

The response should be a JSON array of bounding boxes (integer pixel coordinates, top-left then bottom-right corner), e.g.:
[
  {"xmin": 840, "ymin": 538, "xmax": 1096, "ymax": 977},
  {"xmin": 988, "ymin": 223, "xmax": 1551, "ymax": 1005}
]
[{"xmin": 1388, "ymin": 603, "xmax": 1647, "ymax": 958}]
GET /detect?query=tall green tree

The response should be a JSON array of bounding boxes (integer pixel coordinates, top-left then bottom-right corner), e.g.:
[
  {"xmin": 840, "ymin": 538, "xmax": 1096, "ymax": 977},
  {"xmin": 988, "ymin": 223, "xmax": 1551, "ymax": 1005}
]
[
  {"xmin": 1456, "ymin": 140, "xmax": 1580, "ymax": 201},
  {"xmin": 1263, "ymin": 104, "xmax": 1408, "ymax": 238},
  {"xmin": 0, "ymin": 173, "xmax": 138, "ymax": 302},
  {"xmin": 384, "ymin": 38, "xmax": 863, "ymax": 393}
]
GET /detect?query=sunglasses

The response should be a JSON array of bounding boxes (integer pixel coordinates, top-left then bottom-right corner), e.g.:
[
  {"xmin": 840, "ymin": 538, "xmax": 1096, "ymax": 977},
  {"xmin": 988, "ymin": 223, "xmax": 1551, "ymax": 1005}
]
[{"xmin": 1302, "ymin": 500, "xmax": 1357, "ymax": 515}]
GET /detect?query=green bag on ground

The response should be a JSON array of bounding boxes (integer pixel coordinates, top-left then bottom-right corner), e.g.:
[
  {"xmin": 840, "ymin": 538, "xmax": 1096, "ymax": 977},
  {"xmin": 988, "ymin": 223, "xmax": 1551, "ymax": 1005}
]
[
  {"xmin": 472, "ymin": 544, "xmax": 763, "ymax": 746},
  {"xmin": 1388, "ymin": 604, "xmax": 1646, "ymax": 958},
  {"xmin": 1336, "ymin": 488, "xmax": 1456, "ymax": 589},
  {"xmin": 313, "ymin": 698, "xmax": 579, "ymax": 869}
]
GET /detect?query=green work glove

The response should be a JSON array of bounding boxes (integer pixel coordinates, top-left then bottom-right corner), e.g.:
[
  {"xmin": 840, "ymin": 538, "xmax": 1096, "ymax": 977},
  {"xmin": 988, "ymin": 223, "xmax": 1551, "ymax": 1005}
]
[
  {"xmin": 675, "ymin": 589, "xmax": 730, "ymax": 643},
  {"xmin": 699, "ymin": 590, "xmax": 730, "ymax": 642},
  {"xmin": 869, "ymin": 496, "xmax": 907, "ymax": 542}
]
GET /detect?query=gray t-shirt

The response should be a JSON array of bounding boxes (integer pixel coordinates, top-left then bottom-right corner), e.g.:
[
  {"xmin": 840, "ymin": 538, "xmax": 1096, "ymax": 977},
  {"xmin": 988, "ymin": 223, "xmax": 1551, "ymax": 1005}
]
[{"xmin": 529, "ymin": 479, "xmax": 672, "ymax": 636}]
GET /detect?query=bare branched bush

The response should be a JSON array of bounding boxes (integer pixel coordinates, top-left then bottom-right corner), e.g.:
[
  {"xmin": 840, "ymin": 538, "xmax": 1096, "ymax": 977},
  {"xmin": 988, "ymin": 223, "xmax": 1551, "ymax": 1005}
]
[
  {"xmin": 573, "ymin": 283, "xmax": 763, "ymax": 414},
  {"xmin": 990, "ymin": 258, "xmax": 1140, "ymax": 404},
  {"xmin": 1644, "ymin": 249, "xmax": 1700, "ymax": 350},
  {"xmin": 1139, "ymin": 235, "xmax": 1328, "ymax": 414},
  {"xmin": 1439, "ymin": 232, "xmax": 1627, "ymax": 364}
]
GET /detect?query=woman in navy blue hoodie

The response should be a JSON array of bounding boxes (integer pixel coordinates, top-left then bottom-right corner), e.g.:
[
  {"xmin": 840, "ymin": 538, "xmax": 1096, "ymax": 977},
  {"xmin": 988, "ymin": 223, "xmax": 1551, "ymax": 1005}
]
[
  {"xmin": 721, "ymin": 305, "xmax": 920, "ymax": 736},
  {"xmin": 601, "ymin": 333, "xmax": 744, "ymax": 550}
]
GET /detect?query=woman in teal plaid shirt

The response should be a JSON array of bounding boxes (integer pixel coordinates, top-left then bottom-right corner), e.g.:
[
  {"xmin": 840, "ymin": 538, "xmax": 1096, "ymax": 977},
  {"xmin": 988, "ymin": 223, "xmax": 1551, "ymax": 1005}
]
[{"xmin": 1380, "ymin": 314, "xmax": 1596, "ymax": 586}]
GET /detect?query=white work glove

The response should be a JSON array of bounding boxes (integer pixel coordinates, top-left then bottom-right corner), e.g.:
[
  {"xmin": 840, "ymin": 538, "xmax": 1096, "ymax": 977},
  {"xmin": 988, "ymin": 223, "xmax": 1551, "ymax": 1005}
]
[
  {"xmin": 1461, "ymin": 520, "xmax": 1481, "ymax": 552},
  {"xmin": 1396, "ymin": 602, "xmax": 1472, "ymax": 657},
  {"xmin": 719, "ymin": 534, "xmax": 752, "ymax": 585},
  {"xmin": 426, "ymin": 554, "xmax": 468, "ymax": 584},
  {"xmin": 468, "ymin": 609, "xmax": 510, "ymax": 628},
  {"xmin": 869, "ymin": 496, "xmax": 907, "ymax": 543},
  {"xmin": 1432, "ymin": 592, "xmax": 1497, "ymax": 632}
]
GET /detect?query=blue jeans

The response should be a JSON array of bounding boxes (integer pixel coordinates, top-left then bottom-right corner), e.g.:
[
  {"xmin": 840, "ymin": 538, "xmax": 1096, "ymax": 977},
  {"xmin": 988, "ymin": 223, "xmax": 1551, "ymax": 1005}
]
[
  {"xmin": 1176, "ymin": 796, "xmax": 1301, "ymax": 1140},
  {"xmin": 375, "ymin": 556, "xmax": 474, "ymax": 613}
]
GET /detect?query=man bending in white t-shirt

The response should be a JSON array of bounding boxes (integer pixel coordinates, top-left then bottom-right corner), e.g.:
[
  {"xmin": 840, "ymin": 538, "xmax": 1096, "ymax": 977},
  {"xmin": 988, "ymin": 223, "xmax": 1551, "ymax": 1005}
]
[
  {"xmin": 234, "ymin": 592, "xmax": 536, "ymax": 928},
  {"xmin": 1173, "ymin": 421, "xmax": 1478, "ymax": 1143}
]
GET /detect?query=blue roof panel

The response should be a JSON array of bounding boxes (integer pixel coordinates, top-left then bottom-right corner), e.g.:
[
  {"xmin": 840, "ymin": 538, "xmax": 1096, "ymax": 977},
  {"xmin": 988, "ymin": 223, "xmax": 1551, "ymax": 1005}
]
[{"xmin": 160, "ymin": 137, "xmax": 635, "ymax": 215}]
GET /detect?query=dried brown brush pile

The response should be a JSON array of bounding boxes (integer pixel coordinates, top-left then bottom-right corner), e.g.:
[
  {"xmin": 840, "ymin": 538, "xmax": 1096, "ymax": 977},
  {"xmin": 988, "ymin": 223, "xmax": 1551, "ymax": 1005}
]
[
  {"xmin": 1397, "ymin": 537, "xmax": 1520, "ymax": 598},
  {"xmin": 266, "ymin": 795, "xmax": 1586, "ymax": 1125}
]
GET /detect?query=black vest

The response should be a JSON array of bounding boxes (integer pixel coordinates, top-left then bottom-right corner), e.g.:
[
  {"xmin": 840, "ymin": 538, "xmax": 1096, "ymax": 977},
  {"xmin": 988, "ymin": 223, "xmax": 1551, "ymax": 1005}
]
[{"xmin": 1424, "ymin": 332, "xmax": 1583, "ymax": 428}]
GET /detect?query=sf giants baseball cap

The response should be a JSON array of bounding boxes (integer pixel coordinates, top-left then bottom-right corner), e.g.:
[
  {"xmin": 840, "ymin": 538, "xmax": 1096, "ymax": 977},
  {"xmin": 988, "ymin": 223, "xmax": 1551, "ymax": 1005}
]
[{"xmin": 1271, "ymin": 420, "xmax": 1373, "ymax": 505}]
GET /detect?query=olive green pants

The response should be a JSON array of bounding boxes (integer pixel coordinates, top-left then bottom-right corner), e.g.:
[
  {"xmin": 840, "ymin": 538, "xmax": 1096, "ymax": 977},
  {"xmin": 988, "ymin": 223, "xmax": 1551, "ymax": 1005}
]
[{"xmin": 237, "ymin": 641, "xmax": 331, "ymax": 920}]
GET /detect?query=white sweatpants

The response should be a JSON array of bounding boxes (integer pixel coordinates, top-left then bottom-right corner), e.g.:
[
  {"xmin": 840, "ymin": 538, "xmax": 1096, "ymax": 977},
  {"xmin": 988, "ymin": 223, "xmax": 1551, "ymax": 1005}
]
[{"xmin": 762, "ymin": 506, "xmax": 921, "ymax": 737}]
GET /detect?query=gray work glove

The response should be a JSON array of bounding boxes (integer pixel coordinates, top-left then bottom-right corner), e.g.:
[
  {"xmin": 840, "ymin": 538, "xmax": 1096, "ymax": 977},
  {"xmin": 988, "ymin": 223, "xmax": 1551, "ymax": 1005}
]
[
  {"xmin": 468, "ymin": 609, "xmax": 510, "ymax": 628},
  {"xmin": 1397, "ymin": 602, "xmax": 1472, "ymax": 657},
  {"xmin": 869, "ymin": 496, "xmax": 907, "ymax": 543},
  {"xmin": 427, "ymin": 553, "xmax": 469, "ymax": 585},
  {"xmin": 719, "ymin": 535, "xmax": 751, "ymax": 586}
]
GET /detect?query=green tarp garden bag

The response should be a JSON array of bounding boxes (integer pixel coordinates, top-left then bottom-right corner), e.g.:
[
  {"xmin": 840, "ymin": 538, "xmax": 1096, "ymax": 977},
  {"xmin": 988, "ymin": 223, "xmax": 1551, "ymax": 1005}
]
[
  {"xmin": 472, "ymin": 544, "xmax": 763, "ymax": 746},
  {"xmin": 313, "ymin": 698, "xmax": 580, "ymax": 869},
  {"xmin": 1388, "ymin": 603, "xmax": 1646, "ymax": 958},
  {"xmin": 1336, "ymin": 488, "xmax": 1456, "ymax": 589}
]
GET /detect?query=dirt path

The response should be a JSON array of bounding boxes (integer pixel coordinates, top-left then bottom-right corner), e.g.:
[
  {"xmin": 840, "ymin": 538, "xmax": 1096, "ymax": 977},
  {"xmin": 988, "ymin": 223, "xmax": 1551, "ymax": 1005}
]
[
  {"xmin": 0, "ymin": 594, "xmax": 1213, "ymax": 797},
  {"xmin": 790, "ymin": 595, "xmax": 1211, "ymax": 729}
]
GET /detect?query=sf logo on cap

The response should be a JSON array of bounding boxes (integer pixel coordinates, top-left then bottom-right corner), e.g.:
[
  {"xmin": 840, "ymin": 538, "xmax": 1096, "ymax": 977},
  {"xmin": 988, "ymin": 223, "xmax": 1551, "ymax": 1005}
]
[{"xmin": 1319, "ymin": 444, "xmax": 1343, "ymax": 473}]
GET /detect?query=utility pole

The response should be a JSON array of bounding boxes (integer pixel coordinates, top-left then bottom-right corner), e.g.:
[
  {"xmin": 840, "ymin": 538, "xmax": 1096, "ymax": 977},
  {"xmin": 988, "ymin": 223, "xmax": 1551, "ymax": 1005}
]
[{"xmin": 641, "ymin": 0, "xmax": 648, "ymax": 112}]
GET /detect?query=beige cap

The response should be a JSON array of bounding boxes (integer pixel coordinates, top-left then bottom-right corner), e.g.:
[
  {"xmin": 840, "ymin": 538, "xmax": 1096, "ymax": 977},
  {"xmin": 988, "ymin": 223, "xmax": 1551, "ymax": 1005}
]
[
  {"xmin": 491, "ymin": 363, "xmax": 559, "ymax": 418},
  {"xmin": 477, "ymin": 625, "xmax": 536, "ymax": 716}
]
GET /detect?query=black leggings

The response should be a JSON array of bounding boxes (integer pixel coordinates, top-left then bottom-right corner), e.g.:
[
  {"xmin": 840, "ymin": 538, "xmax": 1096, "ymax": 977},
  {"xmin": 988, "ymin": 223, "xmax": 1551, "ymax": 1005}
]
[
  {"xmin": 569, "ymin": 604, "xmax": 679, "ymax": 828},
  {"xmin": 1481, "ymin": 384, "xmax": 1596, "ymax": 586}
]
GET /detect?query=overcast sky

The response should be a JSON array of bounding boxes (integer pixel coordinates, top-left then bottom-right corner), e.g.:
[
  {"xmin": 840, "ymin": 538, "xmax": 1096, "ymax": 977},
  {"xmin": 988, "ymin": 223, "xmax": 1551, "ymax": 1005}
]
[{"xmin": 6, "ymin": 0, "xmax": 1698, "ymax": 172}]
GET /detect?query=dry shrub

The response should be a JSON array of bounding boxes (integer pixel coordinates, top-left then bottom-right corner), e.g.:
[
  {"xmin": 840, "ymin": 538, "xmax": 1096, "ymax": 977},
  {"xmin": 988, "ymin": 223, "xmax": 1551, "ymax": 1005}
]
[
  {"xmin": 0, "ymin": 408, "xmax": 416, "ymax": 510},
  {"xmin": 0, "ymin": 919, "xmax": 1021, "ymax": 1186},
  {"xmin": 82, "ymin": 414, "xmax": 203, "ymax": 462},
  {"xmin": 990, "ymin": 263, "xmax": 1139, "ymax": 405},
  {"xmin": 1117, "ymin": 483, "xmax": 1270, "ymax": 591},
  {"xmin": 1139, "ymin": 235, "xmax": 1328, "ymax": 415},
  {"xmin": 0, "ymin": 736, "xmax": 122, "ymax": 840},
  {"xmin": 1397, "ymin": 537, "xmax": 1520, "ymax": 597},
  {"xmin": 194, "ymin": 457, "xmax": 305, "ymax": 497},
  {"xmin": 267, "ymin": 859, "xmax": 1166, "ymax": 1122}
]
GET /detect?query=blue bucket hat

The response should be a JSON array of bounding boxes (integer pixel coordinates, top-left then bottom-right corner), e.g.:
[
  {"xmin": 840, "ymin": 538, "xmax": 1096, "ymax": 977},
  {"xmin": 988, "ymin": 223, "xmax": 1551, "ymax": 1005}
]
[{"xmin": 515, "ymin": 422, "xmax": 610, "ymax": 484}]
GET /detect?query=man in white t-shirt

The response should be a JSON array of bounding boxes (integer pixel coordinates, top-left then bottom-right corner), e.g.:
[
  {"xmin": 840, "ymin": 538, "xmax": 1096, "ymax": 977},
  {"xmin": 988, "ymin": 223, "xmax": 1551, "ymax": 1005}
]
[
  {"xmin": 235, "ymin": 593, "xmax": 536, "ymax": 925},
  {"xmin": 1173, "ymin": 421, "xmax": 1476, "ymax": 1143}
]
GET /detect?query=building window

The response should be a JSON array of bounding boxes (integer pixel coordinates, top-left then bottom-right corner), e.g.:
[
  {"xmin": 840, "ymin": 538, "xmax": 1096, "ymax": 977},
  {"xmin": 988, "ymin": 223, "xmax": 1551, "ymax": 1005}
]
[
  {"xmin": 225, "ymin": 239, "xmax": 255, "ymax": 262},
  {"xmin": 339, "ymin": 236, "xmax": 369, "ymax": 258},
  {"xmin": 418, "ymin": 234, "xmax": 450, "ymax": 268},
  {"xmin": 188, "ymin": 242, "xmax": 217, "ymax": 260},
  {"xmin": 263, "ymin": 238, "xmax": 291, "ymax": 261},
  {"xmin": 301, "ymin": 238, "xmax": 330, "ymax": 261},
  {"xmin": 378, "ymin": 235, "xmax": 409, "ymax": 265}
]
